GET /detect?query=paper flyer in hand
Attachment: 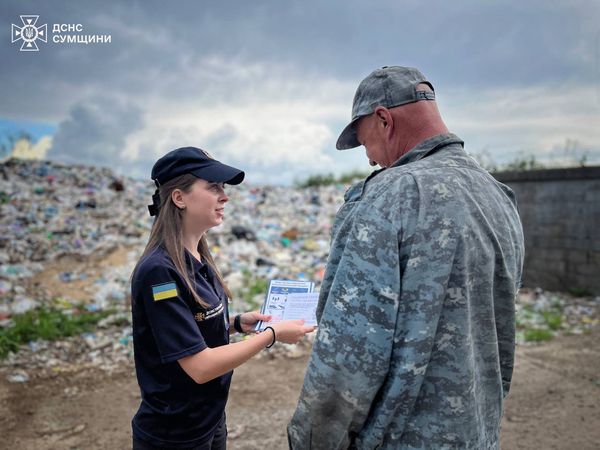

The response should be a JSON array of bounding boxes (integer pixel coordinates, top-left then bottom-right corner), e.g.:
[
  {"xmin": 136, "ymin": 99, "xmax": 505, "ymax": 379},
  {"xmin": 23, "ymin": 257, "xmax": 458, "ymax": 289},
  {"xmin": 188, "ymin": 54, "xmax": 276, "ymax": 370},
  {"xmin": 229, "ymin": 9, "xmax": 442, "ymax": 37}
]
[{"xmin": 255, "ymin": 279, "xmax": 318, "ymax": 331}]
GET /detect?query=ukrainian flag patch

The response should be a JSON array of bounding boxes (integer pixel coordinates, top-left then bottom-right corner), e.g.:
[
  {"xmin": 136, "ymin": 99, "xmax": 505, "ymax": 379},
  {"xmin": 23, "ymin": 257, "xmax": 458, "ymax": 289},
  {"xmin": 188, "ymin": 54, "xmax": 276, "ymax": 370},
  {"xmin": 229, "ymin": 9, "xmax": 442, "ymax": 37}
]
[{"xmin": 152, "ymin": 282, "xmax": 178, "ymax": 301}]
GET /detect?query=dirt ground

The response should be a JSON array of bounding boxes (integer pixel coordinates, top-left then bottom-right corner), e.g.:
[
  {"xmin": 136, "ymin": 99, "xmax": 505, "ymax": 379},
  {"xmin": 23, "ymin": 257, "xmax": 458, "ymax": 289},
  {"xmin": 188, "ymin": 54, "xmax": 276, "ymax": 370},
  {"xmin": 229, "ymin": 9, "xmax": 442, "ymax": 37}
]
[
  {"xmin": 28, "ymin": 245, "xmax": 133, "ymax": 303},
  {"xmin": 1, "ymin": 330, "xmax": 599, "ymax": 450}
]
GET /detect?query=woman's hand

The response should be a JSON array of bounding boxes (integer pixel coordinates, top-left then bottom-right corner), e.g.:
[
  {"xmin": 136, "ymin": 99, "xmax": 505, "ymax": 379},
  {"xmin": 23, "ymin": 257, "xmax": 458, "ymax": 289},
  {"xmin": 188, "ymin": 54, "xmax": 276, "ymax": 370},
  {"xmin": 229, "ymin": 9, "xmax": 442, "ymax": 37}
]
[
  {"xmin": 271, "ymin": 319, "xmax": 316, "ymax": 344},
  {"xmin": 180, "ymin": 318, "xmax": 316, "ymax": 384},
  {"xmin": 238, "ymin": 311, "xmax": 272, "ymax": 333}
]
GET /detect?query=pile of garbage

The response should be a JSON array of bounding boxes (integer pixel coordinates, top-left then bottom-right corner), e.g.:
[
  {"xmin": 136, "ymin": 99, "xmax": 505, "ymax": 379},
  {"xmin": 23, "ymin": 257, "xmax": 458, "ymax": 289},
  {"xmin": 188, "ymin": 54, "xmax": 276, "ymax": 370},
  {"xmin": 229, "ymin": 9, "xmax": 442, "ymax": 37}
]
[
  {"xmin": 0, "ymin": 159, "xmax": 149, "ymax": 265},
  {"xmin": 515, "ymin": 288, "xmax": 599, "ymax": 344},
  {"xmin": 1, "ymin": 158, "xmax": 598, "ymax": 382},
  {"xmin": 0, "ymin": 158, "xmax": 344, "ymax": 314},
  {"xmin": 0, "ymin": 158, "xmax": 152, "ymax": 316},
  {"xmin": 0, "ymin": 158, "xmax": 345, "ymax": 380}
]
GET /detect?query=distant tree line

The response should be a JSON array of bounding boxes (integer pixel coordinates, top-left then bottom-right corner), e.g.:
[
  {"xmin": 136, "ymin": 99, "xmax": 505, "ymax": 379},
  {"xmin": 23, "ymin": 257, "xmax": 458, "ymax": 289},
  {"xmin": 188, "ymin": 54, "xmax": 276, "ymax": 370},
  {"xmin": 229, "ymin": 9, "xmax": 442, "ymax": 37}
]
[
  {"xmin": 297, "ymin": 139, "xmax": 593, "ymax": 188},
  {"xmin": 295, "ymin": 170, "xmax": 370, "ymax": 188},
  {"xmin": 473, "ymin": 138, "xmax": 590, "ymax": 173}
]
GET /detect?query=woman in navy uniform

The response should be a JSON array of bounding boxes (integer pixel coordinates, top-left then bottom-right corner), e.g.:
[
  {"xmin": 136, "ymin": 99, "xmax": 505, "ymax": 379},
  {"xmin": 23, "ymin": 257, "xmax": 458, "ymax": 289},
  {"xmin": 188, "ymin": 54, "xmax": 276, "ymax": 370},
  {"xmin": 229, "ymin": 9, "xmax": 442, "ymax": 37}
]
[{"xmin": 131, "ymin": 147, "xmax": 315, "ymax": 450}]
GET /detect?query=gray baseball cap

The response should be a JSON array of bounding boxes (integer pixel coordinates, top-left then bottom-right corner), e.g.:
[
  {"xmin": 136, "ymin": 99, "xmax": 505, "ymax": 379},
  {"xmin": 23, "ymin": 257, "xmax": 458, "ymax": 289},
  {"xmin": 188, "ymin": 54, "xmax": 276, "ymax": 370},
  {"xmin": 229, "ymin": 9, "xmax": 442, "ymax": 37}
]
[{"xmin": 336, "ymin": 66, "xmax": 435, "ymax": 150}]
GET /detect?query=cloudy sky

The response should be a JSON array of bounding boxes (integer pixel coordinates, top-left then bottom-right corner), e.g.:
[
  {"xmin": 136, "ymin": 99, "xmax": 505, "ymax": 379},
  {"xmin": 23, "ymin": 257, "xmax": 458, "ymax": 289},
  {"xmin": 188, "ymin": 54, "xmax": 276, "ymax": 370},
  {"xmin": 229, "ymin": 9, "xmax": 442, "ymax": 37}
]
[{"xmin": 1, "ymin": 0, "xmax": 599, "ymax": 184}]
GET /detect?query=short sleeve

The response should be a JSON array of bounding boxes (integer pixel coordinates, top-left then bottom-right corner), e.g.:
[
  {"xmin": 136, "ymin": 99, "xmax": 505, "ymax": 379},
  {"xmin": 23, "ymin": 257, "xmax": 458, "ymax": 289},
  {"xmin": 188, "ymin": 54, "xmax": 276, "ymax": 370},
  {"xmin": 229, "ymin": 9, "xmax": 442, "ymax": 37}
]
[{"xmin": 134, "ymin": 263, "xmax": 207, "ymax": 363}]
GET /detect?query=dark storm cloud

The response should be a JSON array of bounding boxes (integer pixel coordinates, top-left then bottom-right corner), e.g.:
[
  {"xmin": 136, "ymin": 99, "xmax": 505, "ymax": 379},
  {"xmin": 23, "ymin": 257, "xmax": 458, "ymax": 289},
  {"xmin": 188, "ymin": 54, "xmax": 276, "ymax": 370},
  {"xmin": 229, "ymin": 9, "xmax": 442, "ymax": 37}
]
[
  {"xmin": 2, "ymin": 0, "xmax": 599, "ymax": 182},
  {"xmin": 2, "ymin": 0, "xmax": 599, "ymax": 120},
  {"xmin": 48, "ymin": 97, "xmax": 144, "ymax": 167}
]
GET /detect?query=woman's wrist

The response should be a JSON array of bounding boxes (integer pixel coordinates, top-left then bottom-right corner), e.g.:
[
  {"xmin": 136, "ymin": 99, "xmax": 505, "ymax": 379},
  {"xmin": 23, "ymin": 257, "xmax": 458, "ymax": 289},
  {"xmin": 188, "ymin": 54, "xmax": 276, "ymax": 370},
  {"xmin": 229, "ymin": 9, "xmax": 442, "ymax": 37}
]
[
  {"xmin": 263, "ymin": 326, "xmax": 276, "ymax": 348},
  {"xmin": 233, "ymin": 314, "xmax": 244, "ymax": 333}
]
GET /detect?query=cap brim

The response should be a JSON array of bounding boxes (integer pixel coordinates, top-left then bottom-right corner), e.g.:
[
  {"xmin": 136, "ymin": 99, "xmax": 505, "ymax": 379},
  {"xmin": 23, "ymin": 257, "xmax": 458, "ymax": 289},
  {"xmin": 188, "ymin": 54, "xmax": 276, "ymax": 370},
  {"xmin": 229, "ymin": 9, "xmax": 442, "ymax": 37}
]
[
  {"xmin": 192, "ymin": 161, "xmax": 245, "ymax": 185},
  {"xmin": 335, "ymin": 119, "xmax": 361, "ymax": 150}
]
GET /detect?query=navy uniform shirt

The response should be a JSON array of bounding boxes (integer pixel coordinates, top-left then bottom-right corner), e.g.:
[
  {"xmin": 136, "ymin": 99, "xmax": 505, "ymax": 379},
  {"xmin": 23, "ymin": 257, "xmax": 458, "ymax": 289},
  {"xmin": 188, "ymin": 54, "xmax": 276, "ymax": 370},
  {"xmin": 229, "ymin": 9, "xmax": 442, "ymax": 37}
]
[{"xmin": 131, "ymin": 245, "xmax": 231, "ymax": 448}]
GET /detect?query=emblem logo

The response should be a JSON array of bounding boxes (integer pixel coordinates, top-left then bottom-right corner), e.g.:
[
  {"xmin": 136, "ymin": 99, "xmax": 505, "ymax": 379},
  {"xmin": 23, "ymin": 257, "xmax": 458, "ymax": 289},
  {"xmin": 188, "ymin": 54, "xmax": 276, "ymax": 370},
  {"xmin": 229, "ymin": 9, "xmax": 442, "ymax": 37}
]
[
  {"xmin": 11, "ymin": 15, "xmax": 47, "ymax": 52},
  {"xmin": 200, "ymin": 149, "xmax": 215, "ymax": 160}
]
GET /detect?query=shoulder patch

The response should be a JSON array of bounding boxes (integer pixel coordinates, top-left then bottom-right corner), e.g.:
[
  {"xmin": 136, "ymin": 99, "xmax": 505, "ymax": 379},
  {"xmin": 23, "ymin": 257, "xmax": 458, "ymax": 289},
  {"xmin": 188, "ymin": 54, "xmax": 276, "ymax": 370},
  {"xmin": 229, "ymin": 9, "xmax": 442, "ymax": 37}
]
[{"xmin": 152, "ymin": 282, "xmax": 178, "ymax": 301}]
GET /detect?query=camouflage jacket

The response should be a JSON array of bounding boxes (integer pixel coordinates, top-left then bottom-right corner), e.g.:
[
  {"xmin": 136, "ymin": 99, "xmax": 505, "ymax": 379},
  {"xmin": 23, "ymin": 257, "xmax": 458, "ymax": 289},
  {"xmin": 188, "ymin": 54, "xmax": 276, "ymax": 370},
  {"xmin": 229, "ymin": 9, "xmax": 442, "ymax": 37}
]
[{"xmin": 288, "ymin": 133, "xmax": 524, "ymax": 450}]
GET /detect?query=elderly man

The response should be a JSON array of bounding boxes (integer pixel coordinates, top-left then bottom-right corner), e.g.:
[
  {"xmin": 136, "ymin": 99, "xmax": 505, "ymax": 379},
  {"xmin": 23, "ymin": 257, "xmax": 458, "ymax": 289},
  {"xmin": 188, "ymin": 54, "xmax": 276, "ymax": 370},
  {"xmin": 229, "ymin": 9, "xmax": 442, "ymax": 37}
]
[{"xmin": 288, "ymin": 66, "xmax": 524, "ymax": 449}]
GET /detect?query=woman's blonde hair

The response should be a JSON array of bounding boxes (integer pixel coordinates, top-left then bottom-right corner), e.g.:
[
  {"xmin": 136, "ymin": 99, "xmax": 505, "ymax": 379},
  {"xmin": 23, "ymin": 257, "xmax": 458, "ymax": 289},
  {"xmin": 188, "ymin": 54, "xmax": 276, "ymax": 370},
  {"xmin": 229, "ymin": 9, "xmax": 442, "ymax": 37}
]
[{"xmin": 133, "ymin": 173, "xmax": 232, "ymax": 308}]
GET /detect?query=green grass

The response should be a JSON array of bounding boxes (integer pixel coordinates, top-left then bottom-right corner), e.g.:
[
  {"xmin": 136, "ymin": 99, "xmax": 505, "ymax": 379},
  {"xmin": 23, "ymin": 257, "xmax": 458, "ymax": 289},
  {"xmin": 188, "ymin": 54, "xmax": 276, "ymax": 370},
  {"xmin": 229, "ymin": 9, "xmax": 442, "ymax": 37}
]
[
  {"xmin": 523, "ymin": 328, "xmax": 554, "ymax": 342},
  {"xmin": 0, "ymin": 307, "xmax": 112, "ymax": 359},
  {"xmin": 242, "ymin": 278, "xmax": 269, "ymax": 309},
  {"xmin": 516, "ymin": 303, "xmax": 565, "ymax": 343},
  {"xmin": 541, "ymin": 311, "xmax": 563, "ymax": 331},
  {"xmin": 230, "ymin": 270, "xmax": 270, "ymax": 311},
  {"xmin": 247, "ymin": 278, "xmax": 269, "ymax": 297}
]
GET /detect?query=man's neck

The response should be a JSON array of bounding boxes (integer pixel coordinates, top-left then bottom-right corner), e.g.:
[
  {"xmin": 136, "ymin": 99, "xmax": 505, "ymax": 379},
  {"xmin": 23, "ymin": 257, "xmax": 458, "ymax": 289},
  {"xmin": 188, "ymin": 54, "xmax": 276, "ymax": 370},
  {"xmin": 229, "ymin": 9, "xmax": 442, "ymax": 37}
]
[
  {"xmin": 403, "ymin": 122, "xmax": 449, "ymax": 154},
  {"xmin": 386, "ymin": 103, "xmax": 449, "ymax": 165}
]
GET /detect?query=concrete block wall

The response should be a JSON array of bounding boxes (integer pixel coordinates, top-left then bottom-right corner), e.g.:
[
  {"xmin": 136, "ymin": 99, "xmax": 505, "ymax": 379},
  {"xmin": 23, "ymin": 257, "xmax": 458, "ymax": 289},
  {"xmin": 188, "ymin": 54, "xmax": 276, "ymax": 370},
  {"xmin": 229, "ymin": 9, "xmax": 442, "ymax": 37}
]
[{"xmin": 493, "ymin": 167, "xmax": 600, "ymax": 294}]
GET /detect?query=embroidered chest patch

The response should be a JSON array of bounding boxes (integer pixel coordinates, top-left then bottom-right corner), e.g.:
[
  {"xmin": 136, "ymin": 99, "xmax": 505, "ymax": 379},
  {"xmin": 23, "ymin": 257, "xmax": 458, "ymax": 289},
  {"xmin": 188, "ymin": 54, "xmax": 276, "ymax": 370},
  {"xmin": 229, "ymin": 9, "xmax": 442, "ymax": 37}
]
[{"xmin": 194, "ymin": 302, "xmax": 224, "ymax": 322}]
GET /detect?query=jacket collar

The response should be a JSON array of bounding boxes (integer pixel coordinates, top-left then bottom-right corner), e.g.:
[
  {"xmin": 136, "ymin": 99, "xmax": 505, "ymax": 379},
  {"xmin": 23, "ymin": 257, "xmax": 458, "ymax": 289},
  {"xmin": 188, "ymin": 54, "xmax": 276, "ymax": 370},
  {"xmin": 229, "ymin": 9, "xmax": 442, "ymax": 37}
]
[
  {"xmin": 390, "ymin": 133, "xmax": 464, "ymax": 168},
  {"xmin": 344, "ymin": 133, "xmax": 464, "ymax": 203}
]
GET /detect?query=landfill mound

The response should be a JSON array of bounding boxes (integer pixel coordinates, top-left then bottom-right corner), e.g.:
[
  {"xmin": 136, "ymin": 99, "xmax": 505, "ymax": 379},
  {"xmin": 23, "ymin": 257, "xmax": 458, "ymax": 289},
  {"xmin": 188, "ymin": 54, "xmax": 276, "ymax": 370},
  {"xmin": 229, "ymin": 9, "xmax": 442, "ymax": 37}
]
[
  {"xmin": 0, "ymin": 157, "xmax": 343, "ymax": 311},
  {"xmin": 0, "ymin": 158, "xmax": 598, "ymax": 382},
  {"xmin": 1, "ymin": 158, "xmax": 151, "ymax": 313},
  {"xmin": 0, "ymin": 157, "xmax": 344, "ymax": 378}
]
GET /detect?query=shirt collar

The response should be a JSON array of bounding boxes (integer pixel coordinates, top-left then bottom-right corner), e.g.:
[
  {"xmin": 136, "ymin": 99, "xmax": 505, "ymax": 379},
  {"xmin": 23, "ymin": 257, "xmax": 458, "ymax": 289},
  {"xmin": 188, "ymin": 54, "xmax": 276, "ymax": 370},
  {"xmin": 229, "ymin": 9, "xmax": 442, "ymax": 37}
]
[{"xmin": 184, "ymin": 248, "xmax": 206, "ymax": 274}]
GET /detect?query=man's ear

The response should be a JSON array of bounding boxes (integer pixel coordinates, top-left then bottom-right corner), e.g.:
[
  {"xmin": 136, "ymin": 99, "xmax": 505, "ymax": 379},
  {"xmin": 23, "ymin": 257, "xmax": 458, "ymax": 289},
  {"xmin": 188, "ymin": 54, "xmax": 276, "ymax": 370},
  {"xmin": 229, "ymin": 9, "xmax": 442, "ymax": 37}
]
[
  {"xmin": 374, "ymin": 106, "xmax": 393, "ymax": 135},
  {"xmin": 171, "ymin": 189, "xmax": 186, "ymax": 209}
]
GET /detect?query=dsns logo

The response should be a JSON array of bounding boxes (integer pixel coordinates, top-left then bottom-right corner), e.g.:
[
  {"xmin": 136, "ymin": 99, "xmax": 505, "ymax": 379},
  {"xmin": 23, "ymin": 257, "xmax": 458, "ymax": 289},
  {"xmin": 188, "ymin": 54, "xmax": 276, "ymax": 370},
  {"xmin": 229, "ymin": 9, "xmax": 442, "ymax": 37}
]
[{"xmin": 11, "ymin": 15, "xmax": 47, "ymax": 51}]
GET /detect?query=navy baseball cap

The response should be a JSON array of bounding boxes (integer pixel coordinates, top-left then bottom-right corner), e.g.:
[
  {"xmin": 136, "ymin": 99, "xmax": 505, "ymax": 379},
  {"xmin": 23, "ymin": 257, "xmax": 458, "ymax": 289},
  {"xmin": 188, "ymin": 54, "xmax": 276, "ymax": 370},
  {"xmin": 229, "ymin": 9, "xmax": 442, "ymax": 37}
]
[
  {"xmin": 336, "ymin": 66, "xmax": 435, "ymax": 150},
  {"xmin": 151, "ymin": 147, "xmax": 245, "ymax": 186}
]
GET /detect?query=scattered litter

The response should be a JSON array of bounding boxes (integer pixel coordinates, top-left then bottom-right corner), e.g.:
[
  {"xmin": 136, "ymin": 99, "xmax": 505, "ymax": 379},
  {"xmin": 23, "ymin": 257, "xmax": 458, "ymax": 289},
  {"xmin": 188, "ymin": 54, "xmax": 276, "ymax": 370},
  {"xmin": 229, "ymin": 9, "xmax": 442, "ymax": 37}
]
[
  {"xmin": 516, "ymin": 288, "xmax": 599, "ymax": 344},
  {"xmin": 7, "ymin": 369, "xmax": 29, "ymax": 383},
  {"xmin": 228, "ymin": 424, "xmax": 246, "ymax": 440},
  {"xmin": 10, "ymin": 296, "xmax": 39, "ymax": 314},
  {"xmin": 0, "ymin": 158, "xmax": 597, "ymax": 379},
  {"xmin": 63, "ymin": 386, "xmax": 79, "ymax": 397}
]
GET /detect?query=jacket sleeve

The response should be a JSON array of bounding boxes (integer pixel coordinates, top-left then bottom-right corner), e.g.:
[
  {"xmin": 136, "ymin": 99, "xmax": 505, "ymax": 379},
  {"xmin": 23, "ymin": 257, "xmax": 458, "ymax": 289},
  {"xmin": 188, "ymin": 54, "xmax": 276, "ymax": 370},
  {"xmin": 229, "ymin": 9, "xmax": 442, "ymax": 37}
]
[
  {"xmin": 287, "ymin": 181, "xmax": 404, "ymax": 450},
  {"xmin": 498, "ymin": 188, "xmax": 524, "ymax": 398}
]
